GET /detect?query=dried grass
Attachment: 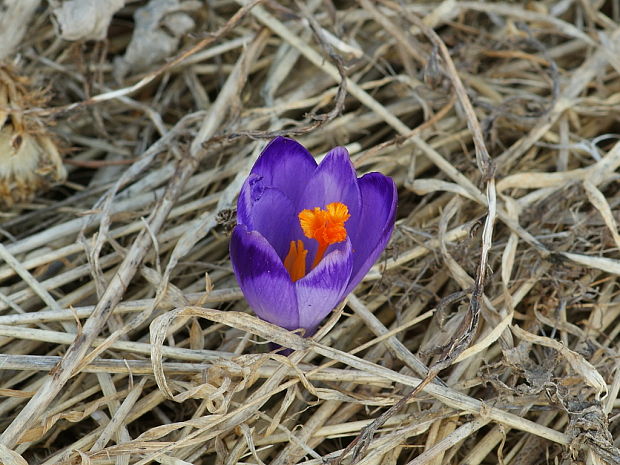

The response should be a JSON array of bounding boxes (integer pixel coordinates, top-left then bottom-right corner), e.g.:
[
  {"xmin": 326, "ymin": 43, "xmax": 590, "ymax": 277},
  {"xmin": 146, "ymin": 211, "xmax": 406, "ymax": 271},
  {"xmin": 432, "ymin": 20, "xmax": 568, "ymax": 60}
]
[{"xmin": 0, "ymin": 1, "xmax": 619, "ymax": 464}]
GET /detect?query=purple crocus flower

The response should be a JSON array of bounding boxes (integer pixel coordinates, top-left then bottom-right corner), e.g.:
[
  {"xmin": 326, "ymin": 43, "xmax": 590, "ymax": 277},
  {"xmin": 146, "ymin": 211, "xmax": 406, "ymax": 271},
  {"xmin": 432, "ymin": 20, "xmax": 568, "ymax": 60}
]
[{"xmin": 230, "ymin": 137, "xmax": 397, "ymax": 336}]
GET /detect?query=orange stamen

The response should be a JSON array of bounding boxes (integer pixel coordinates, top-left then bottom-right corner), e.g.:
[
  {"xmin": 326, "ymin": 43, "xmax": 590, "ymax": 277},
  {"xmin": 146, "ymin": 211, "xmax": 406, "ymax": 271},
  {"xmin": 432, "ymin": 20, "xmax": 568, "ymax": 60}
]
[
  {"xmin": 299, "ymin": 202, "xmax": 350, "ymax": 269},
  {"xmin": 283, "ymin": 240, "xmax": 307, "ymax": 282}
]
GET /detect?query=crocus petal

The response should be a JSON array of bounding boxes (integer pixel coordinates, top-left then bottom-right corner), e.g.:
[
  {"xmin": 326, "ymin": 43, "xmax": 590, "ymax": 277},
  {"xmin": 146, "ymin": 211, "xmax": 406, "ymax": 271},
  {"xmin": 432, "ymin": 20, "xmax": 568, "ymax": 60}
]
[
  {"xmin": 344, "ymin": 172, "xmax": 397, "ymax": 295},
  {"xmin": 295, "ymin": 239, "xmax": 352, "ymax": 334},
  {"xmin": 236, "ymin": 173, "xmax": 263, "ymax": 227},
  {"xmin": 298, "ymin": 147, "xmax": 362, "ymax": 224},
  {"xmin": 237, "ymin": 178, "xmax": 297, "ymax": 260},
  {"xmin": 230, "ymin": 225, "xmax": 299, "ymax": 330},
  {"xmin": 296, "ymin": 147, "xmax": 362, "ymax": 263},
  {"xmin": 250, "ymin": 137, "xmax": 317, "ymax": 205}
]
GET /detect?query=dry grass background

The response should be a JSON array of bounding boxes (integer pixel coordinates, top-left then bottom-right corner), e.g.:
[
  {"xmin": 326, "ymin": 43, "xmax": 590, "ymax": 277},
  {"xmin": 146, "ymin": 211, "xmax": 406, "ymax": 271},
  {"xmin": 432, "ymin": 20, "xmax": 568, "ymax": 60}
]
[{"xmin": 0, "ymin": 0, "xmax": 619, "ymax": 464}]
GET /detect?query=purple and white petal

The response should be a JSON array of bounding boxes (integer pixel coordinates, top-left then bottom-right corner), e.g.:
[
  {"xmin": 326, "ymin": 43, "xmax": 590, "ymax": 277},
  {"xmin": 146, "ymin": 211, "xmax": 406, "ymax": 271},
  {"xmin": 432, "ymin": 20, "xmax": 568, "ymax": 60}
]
[
  {"xmin": 298, "ymin": 147, "xmax": 362, "ymax": 229},
  {"xmin": 230, "ymin": 225, "xmax": 300, "ymax": 330},
  {"xmin": 237, "ymin": 178, "xmax": 297, "ymax": 260},
  {"xmin": 295, "ymin": 239, "xmax": 352, "ymax": 335},
  {"xmin": 250, "ymin": 137, "xmax": 318, "ymax": 205},
  {"xmin": 344, "ymin": 172, "xmax": 397, "ymax": 295},
  {"xmin": 236, "ymin": 173, "xmax": 264, "ymax": 227}
]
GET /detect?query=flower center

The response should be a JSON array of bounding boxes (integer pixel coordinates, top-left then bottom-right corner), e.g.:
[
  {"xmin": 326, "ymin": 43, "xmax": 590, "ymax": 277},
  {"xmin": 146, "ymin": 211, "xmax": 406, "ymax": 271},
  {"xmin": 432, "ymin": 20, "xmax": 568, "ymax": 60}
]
[{"xmin": 283, "ymin": 202, "xmax": 350, "ymax": 281}]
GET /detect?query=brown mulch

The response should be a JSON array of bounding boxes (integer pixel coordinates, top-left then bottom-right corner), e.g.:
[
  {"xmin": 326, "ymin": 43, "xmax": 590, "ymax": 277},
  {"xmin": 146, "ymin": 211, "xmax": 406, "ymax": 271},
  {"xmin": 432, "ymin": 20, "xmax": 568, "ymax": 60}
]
[{"xmin": 0, "ymin": 1, "xmax": 619, "ymax": 464}]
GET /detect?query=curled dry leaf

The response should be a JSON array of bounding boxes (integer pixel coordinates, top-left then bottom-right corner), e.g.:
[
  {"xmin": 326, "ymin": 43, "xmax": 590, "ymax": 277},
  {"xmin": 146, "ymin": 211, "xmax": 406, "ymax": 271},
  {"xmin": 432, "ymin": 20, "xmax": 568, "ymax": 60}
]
[
  {"xmin": 53, "ymin": 0, "xmax": 125, "ymax": 41},
  {"xmin": 566, "ymin": 402, "xmax": 620, "ymax": 464},
  {"xmin": 114, "ymin": 0, "xmax": 201, "ymax": 79},
  {"xmin": 511, "ymin": 324, "xmax": 608, "ymax": 399},
  {"xmin": 150, "ymin": 306, "xmax": 285, "ymax": 406},
  {"xmin": 0, "ymin": 0, "xmax": 40, "ymax": 60},
  {"xmin": 0, "ymin": 65, "xmax": 65, "ymax": 207}
]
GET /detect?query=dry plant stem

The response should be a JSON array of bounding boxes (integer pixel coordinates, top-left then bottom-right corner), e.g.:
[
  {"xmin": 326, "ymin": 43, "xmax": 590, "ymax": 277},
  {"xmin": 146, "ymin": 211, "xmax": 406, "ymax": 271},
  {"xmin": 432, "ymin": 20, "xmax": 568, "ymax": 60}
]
[
  {"xmin": 0, "ymin": 354, "xmax": 384, "ymax": 383},
  {"xmin": 3, "ymin": 113, "xmax": 205, "ymax": 258},
  {"xmin": 405, "ymin": 418, "xmax": 490, "ymax": 465},
  {"xmin": 0, "ymin": 18, "xmax": 268, "ymax": 451},
  {"xmin": 344, "ymin": 415, "xmax": 452, "ymax": 465},
  {"xmin": 458, "ymin": 2, "xmax": 596, "ymax": 46},
  {"xmin": 253, "ymin": 412, "xmax": 439, "ymax": 448},
  {"xmin": 0, "ymin": 242, "xmax": 62, "ymax": 314},
  {"xmin": 347, "ymin": 294, "xmax": 435, "ymax": 380},
  {"xmin": 187, "ymin": 308, "xmax": 569, "ymax": 444},
  {"xmin": 0, "ymin": 312, "xmax": 432, "ymax": 383},
  {"xmin": 0, "ymin": 178, "xmax": 224, "ymax": 284},
  {"xmin": 236, "ymin": 0, "xmax": 411, "ymax": 135},
  {"xmin": 52, "ymin": 303, "xmax": 428, "ymax": 465},
  {"xmin": 240, "ymin": 1, "xmax": 546, "ymax": 274},
  {"xmin": 403, "ymin": 12, "xmax": 491, "ymax": 171},
  {"xmin": 0, "ymin": 169, "xmax": 188, "ymax": 446},
  {"xmin": 135, "ymin": 351, "xmax": 309, "ymax": 465},
  {"xmin": 268, "ymin": 284, "xmax": 442, "ymax": 464},
  {"xmin": 232, "ymin": 0, "xmax": 347, "ymax": 141},
  {"xmin": 269, "ymin": 399, "xmax": 339, "ymax": 465},
  {"xmin": 94, "ymin": 372, "xmax": 131, "ymax": 465},
  {"xmin": 28, "ymin": 0, "xmax": 266, "ymax": 118},
  {"xmin": 497, "ymin": 26, "xmax": 620, "ymax": 169},
  {"xmin": 90, "ymin": 378, "xmax": 146, "ymax": 455},
  {"xmin": 358, "ymin": 0, "xmax": 427, "ymax": 66},
  {"xmin": 137, "ymin": 309, "xmax": 572, "ymax": 464},
  {"xmin": 1, "ymin": 2, "xmax": 618, "ymax": 462},
  {"xmin": 0, "ymin": 289, "xmax": 241, "ymax": 325},
  {"xmin": 80, "ymin": 29, "xmax": 270, "ymax": 377},
  {"xmin": 0, "ymin": 202, "xmax": 232, "ymax": 316},
  {"xmin": 80, "ymin": 26, "xmax": 346, "ymax": 346},
  {"xmin": 330, "ymin": 6, "xmax": 497, "ymax": 462},
  {"xmin": 331, "ymin": 371, "xmax": 441, "ymax": 465}
]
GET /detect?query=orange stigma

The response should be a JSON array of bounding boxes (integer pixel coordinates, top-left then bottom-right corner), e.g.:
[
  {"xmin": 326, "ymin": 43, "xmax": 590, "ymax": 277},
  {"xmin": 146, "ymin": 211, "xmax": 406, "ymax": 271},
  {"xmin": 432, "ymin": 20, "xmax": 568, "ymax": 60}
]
[
  {"xmin": 283, "ymin": 240, "xmax": 307, "ymax": 282},
  {"xmin": 283, "ymin": 202, "xmax": 350, "ymax": 281},
  {"xmin": 299, "ymin": 202, "xmax": 350, "ymax": 269}
]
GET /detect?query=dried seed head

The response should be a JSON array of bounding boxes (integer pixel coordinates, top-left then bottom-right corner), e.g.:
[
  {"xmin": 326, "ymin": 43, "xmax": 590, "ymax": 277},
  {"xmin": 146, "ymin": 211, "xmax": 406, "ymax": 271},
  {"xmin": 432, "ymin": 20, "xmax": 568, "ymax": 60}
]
[{"xmin": 0, "ymin": 65, "xmax": 66, "ymax": 207}]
